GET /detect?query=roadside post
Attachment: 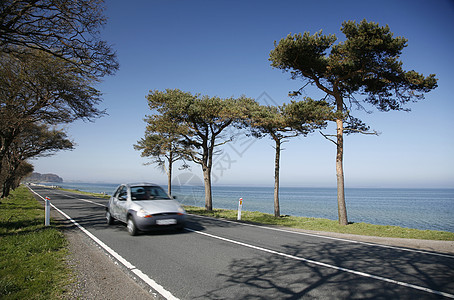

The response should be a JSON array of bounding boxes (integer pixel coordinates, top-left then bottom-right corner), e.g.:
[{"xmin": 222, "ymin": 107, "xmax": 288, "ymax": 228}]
[
  {"xmin": 45, "ymin": 197, "xmax": 50, "ymax": 226},
  {"xmin": 237, "ymin": 198, "xmax": 243, "ymax": 220}
]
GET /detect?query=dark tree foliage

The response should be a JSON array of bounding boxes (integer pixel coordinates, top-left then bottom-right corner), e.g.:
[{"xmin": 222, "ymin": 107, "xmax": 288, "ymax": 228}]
[
  {"xmin": 0, "ymin": 0, "xmax": 116, "ymax": 198},
  {"xmin": 0, "ymin": 0, "xmax": 118, "ymax": 77},
  {"xmin": 144, "ymin": 89, "xmax": 255, "ymax": 210},
  {"xmin": 1, "ymin": 123, "xmax": 73, "ymax": 198},
  {"xmin": 134, "ymin": 125, "xmax": 190, "ymax": 196},
  {"xmin": 270, "ymin": 20, "xmax": 437, "ymax": 225},
  {"xmin": 0, "ymin": 50, "xmax": 103, "ymax": 177}
]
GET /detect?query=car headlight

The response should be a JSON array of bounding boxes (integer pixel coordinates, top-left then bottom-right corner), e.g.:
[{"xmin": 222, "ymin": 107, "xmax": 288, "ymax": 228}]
[{"xmin": 137, "ymin": 208, "xmax": 152, "ymax": 218}]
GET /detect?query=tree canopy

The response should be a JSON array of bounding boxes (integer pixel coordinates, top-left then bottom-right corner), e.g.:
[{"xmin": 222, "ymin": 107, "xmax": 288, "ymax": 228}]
[
  {"xmin": 0, "ymin": 0, "xmax": 116, "ymax": 196},
  {"xmin": 134, "ymin": 123, "xmax": 190, "ymax": 196},
  {"xmin": 0, "ymin": 49, "xmax": 103, "ymax": 173},
  {"xmin": 0, "ymin": 0, "xmax": 118, "ymax": 77},
  {"xmin": 144, "ymin": 89, "xmax": 255, "ymax": 210},
  {"xmin": 1, "ymin": 123, "xmax": 73, "ymax": 197}
]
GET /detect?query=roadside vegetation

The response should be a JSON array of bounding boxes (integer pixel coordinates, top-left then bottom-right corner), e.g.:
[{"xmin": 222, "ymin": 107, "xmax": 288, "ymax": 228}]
[
  {"xmin": 0, "ymin": 186, "xmax": 72, "ymax": 299},
  {"xmin": 184, "ymin": 206, "xmax": 454, "ymax": 241},
  {"xmin": 57, "ymin": 187, "xmax": 111, "ymax": 199},
  {"xmin": 0, "ymin": 0, "xmax": 118, "ymax": 199}
]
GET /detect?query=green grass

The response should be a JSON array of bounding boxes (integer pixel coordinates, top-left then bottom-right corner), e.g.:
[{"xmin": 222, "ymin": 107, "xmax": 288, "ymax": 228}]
[
  {"xmin": 184, "ymin": 206, "xmax": 454, "ymax": 241},
  {"xmin": 0, "ymin": 186, "xmax": 72, "ymax": 299},
  {"xmin": 57, "ymin": 187, "xmax": 110, "ymax": 199}
]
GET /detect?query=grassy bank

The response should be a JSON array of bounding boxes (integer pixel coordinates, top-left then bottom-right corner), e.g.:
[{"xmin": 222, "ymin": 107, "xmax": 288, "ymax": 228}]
[
  {"xmin": 57, "ymin": 187, "xmax": 110, "ymax": 199},
  {"xmin": 184, "ymin": 206, "xmax": 454, "ymax": 241},
  {"xmin": 0, "ymin": 186, "xmax": 71, "ymax": 299}
]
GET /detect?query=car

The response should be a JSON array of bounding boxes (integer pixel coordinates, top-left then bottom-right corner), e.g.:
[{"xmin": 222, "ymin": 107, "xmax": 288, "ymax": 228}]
[{"xmin": 105, "ymin": 183, "xmax": 186, "ymax": 235}]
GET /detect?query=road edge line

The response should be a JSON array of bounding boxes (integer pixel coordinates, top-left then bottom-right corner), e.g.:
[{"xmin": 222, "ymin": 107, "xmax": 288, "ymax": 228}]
[{"xmin": 28, "ymin": 186, "xmax": 179, "ymax": 300}]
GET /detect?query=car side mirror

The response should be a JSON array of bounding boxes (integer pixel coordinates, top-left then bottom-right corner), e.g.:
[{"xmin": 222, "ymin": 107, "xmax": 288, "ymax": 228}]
[{"xmin": 119, "ymin": 195, "xmax": 127, "ymax": 201}]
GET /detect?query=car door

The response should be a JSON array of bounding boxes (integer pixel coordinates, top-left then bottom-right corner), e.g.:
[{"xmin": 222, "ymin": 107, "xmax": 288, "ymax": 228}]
[
  {"xmin": 110, "ymin": 186, "xmax": 122, "ymax": 219},
  {"xmin": 115, "ymin": 185, "xmax": 129, "ymax": 223}
]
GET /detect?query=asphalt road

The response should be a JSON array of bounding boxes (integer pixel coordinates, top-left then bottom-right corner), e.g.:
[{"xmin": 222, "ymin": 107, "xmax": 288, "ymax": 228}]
[{"xmin": 29, "ymin": 186, "xmax": 454, "ymax": 299}]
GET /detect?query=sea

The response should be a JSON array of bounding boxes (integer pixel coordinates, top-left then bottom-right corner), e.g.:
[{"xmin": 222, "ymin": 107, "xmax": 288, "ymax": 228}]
[{"xmin": 37, "ymin": 182, "xmax": 454, "ymax": 233}]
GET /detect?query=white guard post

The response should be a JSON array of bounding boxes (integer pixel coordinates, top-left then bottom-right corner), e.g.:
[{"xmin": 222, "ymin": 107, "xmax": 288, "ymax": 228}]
[
  {"xmin": 45, "ymin": 197, "xmax": 50, "ymax": 226},
  {"xmin": 237, "ymin": 198, "xmax": 243, "ymax": 220}
]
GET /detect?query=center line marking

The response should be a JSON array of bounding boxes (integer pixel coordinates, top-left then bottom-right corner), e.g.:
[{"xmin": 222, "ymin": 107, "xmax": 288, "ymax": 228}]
[{"xmin": 185, "ymin": 228, "xmax": 454, "ymax": 299}]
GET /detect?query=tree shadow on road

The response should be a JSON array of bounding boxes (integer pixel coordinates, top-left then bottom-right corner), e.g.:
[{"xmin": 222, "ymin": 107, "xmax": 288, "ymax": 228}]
[{"xmin": 196, "ymin": 239, "xmax": 454, "ymax": 299}]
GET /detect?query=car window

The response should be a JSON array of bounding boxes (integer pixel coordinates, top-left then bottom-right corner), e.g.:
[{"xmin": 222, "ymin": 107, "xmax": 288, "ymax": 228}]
[
  {"xmin": 113, "ymin": 186, "xmax": 123, "ymax": 198},
  {"xmin": 118, "ymin": 186, "xmax": 127, "ymax": 200},
  {"xmin": 130, "ymin": 186, "xmax": 170, "ymax": 200}
]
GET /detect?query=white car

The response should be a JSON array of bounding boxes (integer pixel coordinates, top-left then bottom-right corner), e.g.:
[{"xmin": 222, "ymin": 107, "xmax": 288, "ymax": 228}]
[{"xmin": 106, "ymin": 183, "xmax": 186, "ymax": 235}]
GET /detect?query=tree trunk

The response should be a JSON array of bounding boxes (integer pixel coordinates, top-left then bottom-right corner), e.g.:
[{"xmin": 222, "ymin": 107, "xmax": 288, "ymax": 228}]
[
  {"xmin": 335, "ymin": 97, "xmax": 348, "ymax": 226},
  {"xmin": 274, "ymin": 139, "xmax": 281, "ymax": 217},
  {"xmin": 1, "ymin": 179, "xmax": 12, "ymax": 198},
  {"xmin": 167, "ymin": 151, "xmax": 173, "ymax": 196},
  {"xmin": 0, "ymin": 129, "xmax": 19, "ymax": 178},
  {"xmin": 1, "ymin": 164, "xmax": 16, "ymax": 198},
  {"xmin": 203, "ymin": 165, "xmax": 213, "ymax": 211}
]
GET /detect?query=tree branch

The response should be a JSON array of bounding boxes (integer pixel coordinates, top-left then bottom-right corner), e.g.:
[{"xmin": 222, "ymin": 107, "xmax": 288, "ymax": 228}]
[
  {"xmin": 319, "ymin": 130, "xmax": 338, "ymax": 145},
  {"xmin": 343, "ymin": 127, "xmax": 380, "ymax": 135}
]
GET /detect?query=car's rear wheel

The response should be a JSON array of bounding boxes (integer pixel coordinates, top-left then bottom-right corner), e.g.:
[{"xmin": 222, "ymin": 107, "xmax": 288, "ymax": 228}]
[
  {"xmin": 127, "ymin": 217, "xmax": 138, "ymax": 236},
  {"xmin": 106, "ymin": 210, "xmax": 114, "ymax": 225}
]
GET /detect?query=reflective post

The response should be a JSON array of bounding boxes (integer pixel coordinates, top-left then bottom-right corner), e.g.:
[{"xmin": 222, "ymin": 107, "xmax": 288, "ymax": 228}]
[
  {"xmin": 45, "ymin": 197, "xmax": 50, "ymax": 226},
  {"xmin": 237, "ymin": 198, "xmax": 243, "ymax": 220}
]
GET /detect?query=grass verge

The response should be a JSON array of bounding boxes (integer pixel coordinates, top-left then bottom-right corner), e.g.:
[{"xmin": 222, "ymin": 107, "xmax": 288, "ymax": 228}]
[
  {"xmin": 184, "ymin": 206, "xmax": 454, "ymax": 241},
  {"xmin": 0, "ymin": 186, "xmax": 72, "ymax": 299},
  {"xmin": 57, "ymin": 187, "xmax": 110, "ymax": 199}
]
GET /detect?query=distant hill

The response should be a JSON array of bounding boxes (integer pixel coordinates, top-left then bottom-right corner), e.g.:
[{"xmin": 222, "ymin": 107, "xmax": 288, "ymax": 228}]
[{"xmin": 26, "ymin": 172, "xmax": 63, "ymax": 183}]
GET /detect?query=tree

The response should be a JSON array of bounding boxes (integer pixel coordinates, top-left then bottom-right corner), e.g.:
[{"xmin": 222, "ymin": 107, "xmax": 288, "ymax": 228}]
[
  {"xmin": 0, "ymin": 49, "xmax": 103, "ymax": 175},
  {"xmin": 0, "ymin": 0, "xmax": 118, "ymax": 77},
  {"xmin": 1, "ymin": 123, "xmax": 73, "ymax": 198},
  {"xmin": 248, "ymin": 99, "xmax": 333, "ymax": 217},
  {"xmin": 134, "ymin": 122, "xmax": 190, "ymax": 196},
  {"xmin": 269, "ymin": 19, "xmax": 437, "ymax": 225},
  {"xmin": 145, "ymin": 89, "xmax": 254, "ymax": 210},
  {"xmin": 0, "ymin": 0, "xmax": 116, "ymax": 198}
]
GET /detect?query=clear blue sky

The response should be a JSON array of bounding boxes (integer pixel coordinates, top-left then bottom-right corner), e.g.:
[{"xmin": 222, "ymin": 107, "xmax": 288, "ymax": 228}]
[{"xmin": 33, "ymin": 0, "xmax": 454, "ymax": 188}]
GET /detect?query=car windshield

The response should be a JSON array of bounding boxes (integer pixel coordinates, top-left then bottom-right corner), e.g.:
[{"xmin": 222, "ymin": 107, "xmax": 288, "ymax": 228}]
[{"xmin": 130, "ymin": 186, "xmax": 170, "ymax": 201}]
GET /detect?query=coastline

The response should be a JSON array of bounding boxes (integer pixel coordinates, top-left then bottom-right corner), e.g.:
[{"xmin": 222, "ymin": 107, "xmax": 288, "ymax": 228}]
[{"xmin": 32, "ymin": 182, "xmax": 454, "ymax": 233}]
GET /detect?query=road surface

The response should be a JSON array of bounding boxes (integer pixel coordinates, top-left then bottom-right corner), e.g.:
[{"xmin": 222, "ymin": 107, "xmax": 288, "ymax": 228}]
[{"xmin": 29, "ymin": 186, "xmax": 454, "ymax": 299}]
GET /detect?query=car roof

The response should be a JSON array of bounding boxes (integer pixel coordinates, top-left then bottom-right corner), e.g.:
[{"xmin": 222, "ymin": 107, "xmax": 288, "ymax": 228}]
[{"xmin": 124, "ymin": 183, "xmax": 162, "ymax": 188}]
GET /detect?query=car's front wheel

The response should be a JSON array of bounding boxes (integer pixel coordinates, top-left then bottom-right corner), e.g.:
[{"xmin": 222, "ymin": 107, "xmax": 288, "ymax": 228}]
[
  {"xmin": 127, "ymin": 217, "xmax": 138, "ymax": 236},
  {"xmin": 106, "ymin": 210, "xmax": 114, "ymax": 225}
]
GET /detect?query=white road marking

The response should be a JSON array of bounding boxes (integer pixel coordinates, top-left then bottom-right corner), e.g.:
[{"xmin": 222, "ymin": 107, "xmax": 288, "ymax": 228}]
[
  {"xmin": 186, "ymin": 227, "xmax": 454, "ymax": 299},
  {"xmin": 190, "ymin": 214, "xmax": 454, "ymax": 259},
  {"xmin": 29, "ymin": 187, "xmax": 179, "ymax": 300},
  {"xmin": 45, "ymin": 189, "xmax": 107, "ymax": 207},
  {"xmin": 68, "ymin": 195, "xmax": 106, "ymax": 207}
]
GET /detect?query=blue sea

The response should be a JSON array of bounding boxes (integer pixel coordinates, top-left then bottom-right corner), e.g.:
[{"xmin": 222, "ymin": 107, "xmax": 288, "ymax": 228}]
[{"xmin": 39, "ymin": 182, "xmax": 454, "ymax": 233}]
